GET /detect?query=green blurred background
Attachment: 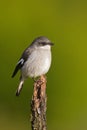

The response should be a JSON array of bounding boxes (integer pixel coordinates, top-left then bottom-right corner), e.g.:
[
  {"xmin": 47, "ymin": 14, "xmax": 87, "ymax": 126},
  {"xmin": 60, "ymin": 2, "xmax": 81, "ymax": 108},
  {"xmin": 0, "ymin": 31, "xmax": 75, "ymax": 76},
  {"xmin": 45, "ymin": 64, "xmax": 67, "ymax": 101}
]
[{"xmin": 0, "ymin": 0, "xmax": 87, "ymax": 130}]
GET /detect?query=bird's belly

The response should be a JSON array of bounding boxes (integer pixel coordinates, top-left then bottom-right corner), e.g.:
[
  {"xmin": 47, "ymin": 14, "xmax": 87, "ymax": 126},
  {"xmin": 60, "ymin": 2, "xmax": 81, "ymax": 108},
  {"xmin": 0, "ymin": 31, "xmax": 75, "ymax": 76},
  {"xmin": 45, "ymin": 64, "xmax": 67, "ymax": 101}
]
[{"xmin": 21, "ymin": 50, "xmax": 51, "ymax": 78}]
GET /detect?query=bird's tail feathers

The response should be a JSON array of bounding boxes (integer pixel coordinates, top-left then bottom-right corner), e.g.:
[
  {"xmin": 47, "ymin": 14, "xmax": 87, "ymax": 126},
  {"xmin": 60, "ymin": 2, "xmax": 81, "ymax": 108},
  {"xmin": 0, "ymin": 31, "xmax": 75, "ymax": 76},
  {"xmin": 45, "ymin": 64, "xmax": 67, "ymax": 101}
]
[{"xmin": 16, "ymin": 80, "xmax": 24, "ymax": 96}]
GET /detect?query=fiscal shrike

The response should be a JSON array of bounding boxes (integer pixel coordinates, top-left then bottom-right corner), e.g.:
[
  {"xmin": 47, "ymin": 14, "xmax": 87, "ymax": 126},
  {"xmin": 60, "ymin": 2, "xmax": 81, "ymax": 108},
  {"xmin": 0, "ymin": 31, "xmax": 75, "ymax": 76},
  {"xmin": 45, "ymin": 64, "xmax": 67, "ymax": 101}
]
[{"xmin": 12, "ymin": 36, "xmax": 53, "ymax": 96}]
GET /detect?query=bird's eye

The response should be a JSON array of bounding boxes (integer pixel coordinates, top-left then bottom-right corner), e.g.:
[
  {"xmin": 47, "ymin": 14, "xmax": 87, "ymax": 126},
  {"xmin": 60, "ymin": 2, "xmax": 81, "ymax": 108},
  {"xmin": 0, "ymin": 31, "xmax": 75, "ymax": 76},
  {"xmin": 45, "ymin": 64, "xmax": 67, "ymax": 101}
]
[{"xmin": 38, "ymin": 42, "xmax": 46, "ymax": 46}]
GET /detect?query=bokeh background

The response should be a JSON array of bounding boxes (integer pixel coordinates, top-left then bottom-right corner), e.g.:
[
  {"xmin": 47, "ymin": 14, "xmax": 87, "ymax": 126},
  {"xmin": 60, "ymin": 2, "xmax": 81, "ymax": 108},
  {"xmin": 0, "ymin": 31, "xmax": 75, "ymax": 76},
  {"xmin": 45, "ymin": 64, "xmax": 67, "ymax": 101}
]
[{"xmin": 0, "ymin": 0, "xmax": 87, "ymax": 130}]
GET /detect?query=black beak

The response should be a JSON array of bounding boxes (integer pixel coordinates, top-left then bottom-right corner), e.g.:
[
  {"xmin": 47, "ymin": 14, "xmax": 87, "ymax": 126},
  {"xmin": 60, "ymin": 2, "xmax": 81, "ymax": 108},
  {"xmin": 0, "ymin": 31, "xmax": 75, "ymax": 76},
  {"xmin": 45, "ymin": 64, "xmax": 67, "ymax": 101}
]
[{"xmin": 49, "ymin": 42, "xmax": 54, "ymax": 46}]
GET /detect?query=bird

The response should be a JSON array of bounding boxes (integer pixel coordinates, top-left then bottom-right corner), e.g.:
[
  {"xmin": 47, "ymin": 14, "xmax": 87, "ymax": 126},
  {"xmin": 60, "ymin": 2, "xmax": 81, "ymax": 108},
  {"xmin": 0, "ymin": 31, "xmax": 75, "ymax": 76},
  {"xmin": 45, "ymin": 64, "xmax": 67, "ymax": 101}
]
[{"xmin": 12, "ymin": 36, "xmax": 53, "ymax": 96}]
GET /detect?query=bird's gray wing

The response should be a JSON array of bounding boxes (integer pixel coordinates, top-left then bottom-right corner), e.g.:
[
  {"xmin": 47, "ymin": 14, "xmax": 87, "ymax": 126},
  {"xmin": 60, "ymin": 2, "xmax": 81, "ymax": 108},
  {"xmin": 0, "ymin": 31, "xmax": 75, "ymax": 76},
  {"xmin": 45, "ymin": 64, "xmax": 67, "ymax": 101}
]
[{"xmin": 12, "ymin": 47, "xmax": 31, "ymax": 78}]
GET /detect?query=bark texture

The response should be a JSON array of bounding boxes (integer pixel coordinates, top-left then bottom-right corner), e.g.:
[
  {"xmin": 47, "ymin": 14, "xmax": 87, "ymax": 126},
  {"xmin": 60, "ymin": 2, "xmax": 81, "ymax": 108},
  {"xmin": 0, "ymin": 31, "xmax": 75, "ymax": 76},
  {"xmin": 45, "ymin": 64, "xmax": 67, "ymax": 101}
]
[{"xmin": 31, "ymin": 75, "xmax": 47, "ymax": 130}]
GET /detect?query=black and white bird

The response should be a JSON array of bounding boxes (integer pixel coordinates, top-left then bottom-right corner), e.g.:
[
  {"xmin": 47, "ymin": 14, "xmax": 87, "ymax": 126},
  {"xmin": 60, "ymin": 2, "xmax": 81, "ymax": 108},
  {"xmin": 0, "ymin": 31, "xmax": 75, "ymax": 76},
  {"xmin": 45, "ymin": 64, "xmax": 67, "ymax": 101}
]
[{"xmin": 12, "ymin": 36, "xmax": 53, "ymax": 96}]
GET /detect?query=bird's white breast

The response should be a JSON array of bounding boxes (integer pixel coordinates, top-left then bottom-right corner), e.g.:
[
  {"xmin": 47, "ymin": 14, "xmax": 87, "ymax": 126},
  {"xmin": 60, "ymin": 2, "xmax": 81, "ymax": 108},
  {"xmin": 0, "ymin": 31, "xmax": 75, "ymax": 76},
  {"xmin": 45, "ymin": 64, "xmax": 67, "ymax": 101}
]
[{"xmin": 21, "ymin": 47, "xmax": 51, "ymax": 78}]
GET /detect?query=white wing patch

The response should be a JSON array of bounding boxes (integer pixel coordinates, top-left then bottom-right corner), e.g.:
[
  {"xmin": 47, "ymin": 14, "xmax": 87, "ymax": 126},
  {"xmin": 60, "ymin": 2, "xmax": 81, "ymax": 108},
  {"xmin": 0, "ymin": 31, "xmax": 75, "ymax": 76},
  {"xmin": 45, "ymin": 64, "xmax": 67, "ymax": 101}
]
[{"xmin": 17, "ymin": 58, "xmax": 24, "ymax": 65}]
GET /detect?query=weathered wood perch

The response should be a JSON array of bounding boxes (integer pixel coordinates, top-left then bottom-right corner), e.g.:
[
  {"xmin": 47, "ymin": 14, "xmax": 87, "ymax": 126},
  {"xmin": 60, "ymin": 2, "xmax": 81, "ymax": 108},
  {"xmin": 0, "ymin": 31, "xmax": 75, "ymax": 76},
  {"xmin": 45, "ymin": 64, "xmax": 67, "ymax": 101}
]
[{"xmin": 31, "ymin": 75, "xmax": 47, "ymax": 130}]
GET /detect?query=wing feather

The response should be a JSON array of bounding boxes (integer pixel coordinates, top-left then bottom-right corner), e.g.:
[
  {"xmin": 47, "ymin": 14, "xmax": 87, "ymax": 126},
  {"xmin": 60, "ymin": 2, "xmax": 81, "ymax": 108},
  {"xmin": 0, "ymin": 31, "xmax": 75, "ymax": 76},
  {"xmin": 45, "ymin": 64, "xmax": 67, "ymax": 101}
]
[
  {"xmin": 12, "ymin": 46, "xmax": 32, "ymax": 78},
  {"xmin": 12, "ymin": 58, "xmax": 24, "ymax": 78}
]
